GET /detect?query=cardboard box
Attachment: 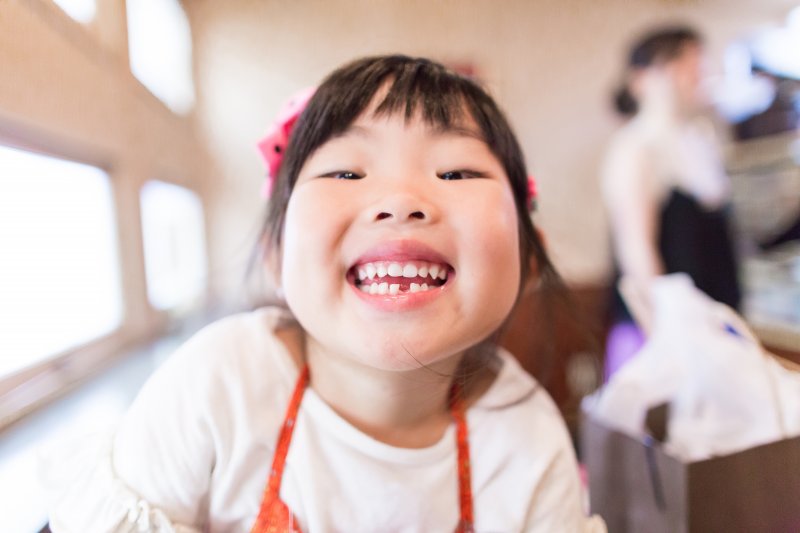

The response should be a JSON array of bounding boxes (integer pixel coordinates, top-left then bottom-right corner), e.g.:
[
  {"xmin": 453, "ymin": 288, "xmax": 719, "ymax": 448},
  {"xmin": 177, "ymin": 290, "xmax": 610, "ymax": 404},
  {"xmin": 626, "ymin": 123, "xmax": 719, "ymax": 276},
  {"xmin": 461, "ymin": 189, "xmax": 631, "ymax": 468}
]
[{"xmin": 581, "ymin": 414, "xmax": 800, "ymax": 532}]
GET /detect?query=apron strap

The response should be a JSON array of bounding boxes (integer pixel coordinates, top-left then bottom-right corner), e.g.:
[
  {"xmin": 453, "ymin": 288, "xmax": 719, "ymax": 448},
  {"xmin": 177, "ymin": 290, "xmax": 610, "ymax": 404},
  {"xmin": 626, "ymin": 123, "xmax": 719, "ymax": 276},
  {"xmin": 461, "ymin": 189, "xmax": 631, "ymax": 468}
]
[
  {"xmin": 252, "ymin": 365, "xmax": 475, "ymax": 532},
  {"xmin": 251, "ymin": 365, "xmax": 309, "ymax": 533},
  {"xmin": 451, "ymin": 380, "xmax": 474, "ymax": 532}
]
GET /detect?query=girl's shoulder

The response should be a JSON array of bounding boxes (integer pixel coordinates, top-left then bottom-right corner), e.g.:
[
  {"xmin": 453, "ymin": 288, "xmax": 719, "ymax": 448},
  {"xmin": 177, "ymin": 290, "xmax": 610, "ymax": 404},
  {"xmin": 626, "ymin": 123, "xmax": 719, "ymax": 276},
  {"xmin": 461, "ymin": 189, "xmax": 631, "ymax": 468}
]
[
  {"xmin": 470, "ymin": 349, "xmax": 566, "ymax": 440},
  {"xmin": 471, "ymin": 349, "xmax": 550, "ymax": 410},
  {"xmin": 468, "ymin": 351, "xmax": 580, "ymax": 510},
  {"xmin": 149, "ymin": 306, "xmax": 302, "ymax": 401}
]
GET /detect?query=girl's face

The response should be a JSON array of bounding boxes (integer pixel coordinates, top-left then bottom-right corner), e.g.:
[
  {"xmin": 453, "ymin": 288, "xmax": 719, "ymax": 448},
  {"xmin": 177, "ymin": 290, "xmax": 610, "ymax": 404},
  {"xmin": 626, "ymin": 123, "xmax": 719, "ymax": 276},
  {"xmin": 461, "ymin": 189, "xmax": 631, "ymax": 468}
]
[{"xmin": 279, "ymin": 106, "xmax": 521, "ymax": 371}]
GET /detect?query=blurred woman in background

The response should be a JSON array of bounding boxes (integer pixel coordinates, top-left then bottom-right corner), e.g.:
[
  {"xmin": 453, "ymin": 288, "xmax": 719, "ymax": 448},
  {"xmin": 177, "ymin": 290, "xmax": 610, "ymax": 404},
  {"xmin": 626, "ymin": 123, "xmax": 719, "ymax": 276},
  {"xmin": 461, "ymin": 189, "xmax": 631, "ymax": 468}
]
[{"xmin": 603, "ymin": 26, "xmax": 741, "ymax": 379}]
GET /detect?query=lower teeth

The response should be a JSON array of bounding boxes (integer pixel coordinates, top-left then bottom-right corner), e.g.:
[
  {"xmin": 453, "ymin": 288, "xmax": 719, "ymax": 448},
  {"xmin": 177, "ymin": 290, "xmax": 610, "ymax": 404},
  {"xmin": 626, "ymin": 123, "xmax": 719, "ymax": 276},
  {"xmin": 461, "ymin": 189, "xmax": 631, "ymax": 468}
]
[{"xmin": 360, "ymin": 282, "xmax": 431, "ymax": 295}]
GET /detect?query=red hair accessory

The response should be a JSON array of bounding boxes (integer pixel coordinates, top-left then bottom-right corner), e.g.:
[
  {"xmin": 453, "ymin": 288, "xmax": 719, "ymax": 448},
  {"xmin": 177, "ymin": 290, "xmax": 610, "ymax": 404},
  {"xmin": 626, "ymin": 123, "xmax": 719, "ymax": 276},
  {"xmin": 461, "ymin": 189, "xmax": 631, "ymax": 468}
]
[
  {"xmin": 527, "ymin": 174, "xmax": 537, "ymax": 211},
  {"xmin": 257, "ymin": 87, "xmax": 316, "ymax": 198}
]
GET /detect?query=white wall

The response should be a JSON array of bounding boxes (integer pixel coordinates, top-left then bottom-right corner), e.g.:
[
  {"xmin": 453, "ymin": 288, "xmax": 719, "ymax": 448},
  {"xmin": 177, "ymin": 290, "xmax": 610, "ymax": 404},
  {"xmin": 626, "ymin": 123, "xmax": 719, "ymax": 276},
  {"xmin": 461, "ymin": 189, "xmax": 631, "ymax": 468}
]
[{"xmin": 185, "ymin": 0, "xmax": 798, "ymax": 293}]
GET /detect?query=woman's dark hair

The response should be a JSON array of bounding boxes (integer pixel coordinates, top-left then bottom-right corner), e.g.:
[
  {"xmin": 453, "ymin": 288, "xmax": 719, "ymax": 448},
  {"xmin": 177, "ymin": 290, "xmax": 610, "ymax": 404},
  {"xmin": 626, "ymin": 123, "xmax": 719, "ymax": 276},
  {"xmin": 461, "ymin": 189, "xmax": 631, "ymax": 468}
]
[
  {"xmin": 260, "ymin": 54, "xmax": 558, "ymax": 294},
  {"xmin": 614, "ymin": 26, "xmax": 702, "ymax": 116}
]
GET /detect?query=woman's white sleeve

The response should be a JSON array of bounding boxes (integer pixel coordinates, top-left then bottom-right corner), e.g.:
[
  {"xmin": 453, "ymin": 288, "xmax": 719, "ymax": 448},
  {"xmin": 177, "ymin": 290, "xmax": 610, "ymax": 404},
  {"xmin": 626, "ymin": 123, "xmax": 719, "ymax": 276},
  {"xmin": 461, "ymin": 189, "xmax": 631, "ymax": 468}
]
[
  {"xmin": 40, "ymin": 332, "xmax": 221, "ymax": 532},
  {"xmin": 602, "ymin": 138, "xmax": 665, "ymax": 281}
]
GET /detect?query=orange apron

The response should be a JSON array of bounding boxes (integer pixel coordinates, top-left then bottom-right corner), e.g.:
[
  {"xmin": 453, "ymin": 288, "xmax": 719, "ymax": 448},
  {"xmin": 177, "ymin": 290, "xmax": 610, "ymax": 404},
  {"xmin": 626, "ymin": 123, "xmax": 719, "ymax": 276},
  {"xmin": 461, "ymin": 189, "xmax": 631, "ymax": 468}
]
[{"xmin": 250, "ymin": 366, "xmax": 475, "ymax": 533}]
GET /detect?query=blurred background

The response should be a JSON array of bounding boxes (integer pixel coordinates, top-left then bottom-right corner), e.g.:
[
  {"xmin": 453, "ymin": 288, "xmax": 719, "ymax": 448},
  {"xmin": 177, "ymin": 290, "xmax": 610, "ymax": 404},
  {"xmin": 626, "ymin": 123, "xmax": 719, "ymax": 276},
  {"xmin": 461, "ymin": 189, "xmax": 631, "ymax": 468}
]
[{"xmin": 1, "ymin": 0, "xmax": 799, "ymax": 530}]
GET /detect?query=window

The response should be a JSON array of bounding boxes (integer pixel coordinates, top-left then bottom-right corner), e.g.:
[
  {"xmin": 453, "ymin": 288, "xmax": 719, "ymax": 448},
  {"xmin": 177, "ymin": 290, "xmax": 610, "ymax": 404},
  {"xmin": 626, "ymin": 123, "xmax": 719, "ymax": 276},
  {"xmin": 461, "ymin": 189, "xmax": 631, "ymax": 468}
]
[
  {"xmin": 51, "ymin": 0, "xmax": 96, "ymax": 24},
  {"xmin": 0, "ymin": 146, "xmax": 122, "ymax": 379},
  {"xmin": 127, "ymin": 0, "xmax": 195, "ymax": 114},
  {"xmin": 750, "ymin": 5, "xmax": 800, "ymax": 80},
  {"xmin": 718, "ymin": 6, "xmax": 800, "ymax": 136},
  {"xmin": 140, "ymin": 180, "xmax": 208, "ymax": 312}
]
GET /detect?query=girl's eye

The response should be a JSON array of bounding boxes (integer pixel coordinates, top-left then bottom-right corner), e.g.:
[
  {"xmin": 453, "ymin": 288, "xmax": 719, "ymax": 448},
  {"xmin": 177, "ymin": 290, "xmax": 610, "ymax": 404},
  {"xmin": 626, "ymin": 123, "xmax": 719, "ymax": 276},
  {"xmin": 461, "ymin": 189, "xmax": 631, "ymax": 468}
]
[
  {"xmin": 323, "ymin": 170, "xmax": 363, "ymax": 180},
  {"xmin": 437, "ymin": 169, "xmax": 486, "ymax": 181}
]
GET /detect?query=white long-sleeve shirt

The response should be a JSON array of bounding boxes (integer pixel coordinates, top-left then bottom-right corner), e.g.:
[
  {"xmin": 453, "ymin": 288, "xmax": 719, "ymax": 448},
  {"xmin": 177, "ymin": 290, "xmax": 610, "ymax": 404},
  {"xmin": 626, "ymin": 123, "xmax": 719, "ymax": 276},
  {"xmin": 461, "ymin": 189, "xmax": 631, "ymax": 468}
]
[{"xmin": 41, "ymin": 307, "xmax": 605, "ymax": 532}]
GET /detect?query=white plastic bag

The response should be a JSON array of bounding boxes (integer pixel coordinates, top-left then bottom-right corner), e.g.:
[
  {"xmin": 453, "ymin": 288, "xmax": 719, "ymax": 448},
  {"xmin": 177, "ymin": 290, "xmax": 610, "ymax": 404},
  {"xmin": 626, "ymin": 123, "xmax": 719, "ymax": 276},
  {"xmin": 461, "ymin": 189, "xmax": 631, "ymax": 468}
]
[{"xmin": 585, "ymin": 273, "xmax": 800, "ymax": 460}]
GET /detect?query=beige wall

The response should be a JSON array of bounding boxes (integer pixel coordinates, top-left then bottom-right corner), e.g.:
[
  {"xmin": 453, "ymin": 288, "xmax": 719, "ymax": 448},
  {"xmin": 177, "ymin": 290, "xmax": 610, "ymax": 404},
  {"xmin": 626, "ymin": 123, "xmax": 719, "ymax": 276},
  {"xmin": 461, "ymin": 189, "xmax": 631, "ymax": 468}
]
[
  {"xmin": 0, "ymin": 0, "xmax": 795, "ymax": 422},
  {"xmin": 185, "ymin": 0, "xmax": 798, "ymax": 294},
  {"xmin": 2, "ymin": 0, "xmax": 796, "ymax": 328}
]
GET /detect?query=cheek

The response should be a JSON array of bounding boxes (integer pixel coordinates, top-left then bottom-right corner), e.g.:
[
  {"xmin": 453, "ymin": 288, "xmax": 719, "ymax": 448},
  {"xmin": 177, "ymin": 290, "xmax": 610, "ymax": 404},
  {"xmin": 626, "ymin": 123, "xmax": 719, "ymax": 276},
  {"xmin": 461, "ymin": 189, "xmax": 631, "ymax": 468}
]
[
  {"xmin": 281, "ymin": 195, "xmax": 315, "ymax": 272},
  {"xmin": 280, "ymin": 187, "xmax": 347, "ymax": 292},
  {"xmin": 460, "ymin": 187, "xmax": 522, "ymax": 292}
]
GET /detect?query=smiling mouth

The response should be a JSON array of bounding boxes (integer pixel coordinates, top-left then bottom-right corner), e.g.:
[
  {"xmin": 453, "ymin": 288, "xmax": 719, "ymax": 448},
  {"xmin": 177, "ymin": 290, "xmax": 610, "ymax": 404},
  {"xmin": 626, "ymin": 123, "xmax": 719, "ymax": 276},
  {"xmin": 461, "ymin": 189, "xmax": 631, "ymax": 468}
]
[{"xmin": 348, "ymin": 260, "xmax": 451, "ymax": 295}]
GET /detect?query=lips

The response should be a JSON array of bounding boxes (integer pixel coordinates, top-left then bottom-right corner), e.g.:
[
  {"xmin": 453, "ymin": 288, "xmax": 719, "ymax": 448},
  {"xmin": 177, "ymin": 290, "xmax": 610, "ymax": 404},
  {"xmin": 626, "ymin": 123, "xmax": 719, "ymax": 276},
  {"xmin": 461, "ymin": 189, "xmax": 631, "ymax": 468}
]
[
  {"xmin": 353, "ymin": 260, "xmax": 449, "ymax": 294},
  {"xmin": 346, "ymin": 240, "xmax": 454, "ymax": 298}
]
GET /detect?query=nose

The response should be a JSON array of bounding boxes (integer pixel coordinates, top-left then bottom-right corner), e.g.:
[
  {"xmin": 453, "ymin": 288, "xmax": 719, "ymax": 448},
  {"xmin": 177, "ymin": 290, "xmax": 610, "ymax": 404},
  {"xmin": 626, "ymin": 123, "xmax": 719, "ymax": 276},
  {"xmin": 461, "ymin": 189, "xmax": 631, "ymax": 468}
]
[{"xmin": 371, "ymin": 192, "xmax": 436, "ymax": 224}]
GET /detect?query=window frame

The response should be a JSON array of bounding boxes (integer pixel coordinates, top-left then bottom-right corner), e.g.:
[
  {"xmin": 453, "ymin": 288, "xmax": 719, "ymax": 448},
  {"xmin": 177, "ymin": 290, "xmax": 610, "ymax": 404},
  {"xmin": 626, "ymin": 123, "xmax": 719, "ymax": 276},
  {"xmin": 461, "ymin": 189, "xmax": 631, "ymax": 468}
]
[{"xmin": 0, "ymin": 132, "xmax": 140, "ymax": 430}]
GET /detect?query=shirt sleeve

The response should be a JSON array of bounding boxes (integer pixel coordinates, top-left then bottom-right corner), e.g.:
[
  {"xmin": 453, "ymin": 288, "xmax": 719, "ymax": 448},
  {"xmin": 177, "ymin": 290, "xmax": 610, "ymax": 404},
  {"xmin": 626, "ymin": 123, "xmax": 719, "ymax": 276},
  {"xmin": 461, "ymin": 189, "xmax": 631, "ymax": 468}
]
[
  {"xmin": 39, "ymin": 428, "xmax": 202, "ymax": 533},
  {"xmin": 41, "ymin": 324, "xmax": 229, "ymax": 532},
  {"xmin": 520, "ymin": 438, "xmax": 607, "ymax": 532}
]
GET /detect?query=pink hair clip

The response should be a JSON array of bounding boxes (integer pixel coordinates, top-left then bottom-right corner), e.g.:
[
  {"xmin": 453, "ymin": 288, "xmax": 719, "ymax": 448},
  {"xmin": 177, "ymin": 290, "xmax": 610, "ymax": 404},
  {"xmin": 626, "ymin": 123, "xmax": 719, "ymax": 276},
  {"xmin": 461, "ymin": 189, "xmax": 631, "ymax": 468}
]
[
  {"xmin": 257, "ymin": 87, "xmax": 316, "ymax": 198},
  {"xmin": 527, "ymin": 175, "xmax": 537, "ymax": 211}
]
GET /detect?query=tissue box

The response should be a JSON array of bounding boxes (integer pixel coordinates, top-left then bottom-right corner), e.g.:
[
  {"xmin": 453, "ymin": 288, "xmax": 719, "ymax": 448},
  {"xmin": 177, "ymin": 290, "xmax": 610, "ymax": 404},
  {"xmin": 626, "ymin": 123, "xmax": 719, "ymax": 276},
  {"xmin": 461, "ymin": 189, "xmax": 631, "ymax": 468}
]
[{"xmin": 581, "ymin": 414, "xmax": 800, "ymax": 532}]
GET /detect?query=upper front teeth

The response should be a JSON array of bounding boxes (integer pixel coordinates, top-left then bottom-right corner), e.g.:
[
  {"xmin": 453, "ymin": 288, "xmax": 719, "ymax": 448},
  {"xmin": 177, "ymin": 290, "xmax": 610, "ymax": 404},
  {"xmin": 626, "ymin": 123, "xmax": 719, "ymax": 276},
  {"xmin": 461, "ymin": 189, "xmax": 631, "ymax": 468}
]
[{"xmin": 356, "ymin": 261, "xmax": 448, "ymax": 282}]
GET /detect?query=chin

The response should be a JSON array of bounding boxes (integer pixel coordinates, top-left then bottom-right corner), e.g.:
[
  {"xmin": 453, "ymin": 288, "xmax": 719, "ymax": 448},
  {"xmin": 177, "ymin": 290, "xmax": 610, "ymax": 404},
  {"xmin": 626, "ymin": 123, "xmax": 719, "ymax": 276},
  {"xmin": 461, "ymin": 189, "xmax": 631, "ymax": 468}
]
[{"xmin": 372, "ymin": 329, "xmax": 494, "ymax": 372}]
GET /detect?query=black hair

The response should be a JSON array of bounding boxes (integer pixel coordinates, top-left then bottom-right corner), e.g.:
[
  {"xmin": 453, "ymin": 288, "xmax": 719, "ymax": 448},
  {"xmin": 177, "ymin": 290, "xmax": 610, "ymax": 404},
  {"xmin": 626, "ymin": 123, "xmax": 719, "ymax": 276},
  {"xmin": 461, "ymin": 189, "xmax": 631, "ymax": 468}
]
[
  {"xmin": 261, "ymin": 54, "xmax": 558, "ymax": 291},
  {"xmin": 614, "ymin": 26, "xmax": 702, "ymax": 116}
]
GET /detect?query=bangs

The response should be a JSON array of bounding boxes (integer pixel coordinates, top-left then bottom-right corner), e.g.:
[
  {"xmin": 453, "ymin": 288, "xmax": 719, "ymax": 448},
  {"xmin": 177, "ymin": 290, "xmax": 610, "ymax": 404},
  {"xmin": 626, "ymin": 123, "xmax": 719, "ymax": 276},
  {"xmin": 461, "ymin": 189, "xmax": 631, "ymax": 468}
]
[
  {"xmin": 293, "ymin": 56, "xmax": 492, "ymax": 158},
  {"xmin": 371, "ymin": 69, "xmax": 479, "ymax": 133}
]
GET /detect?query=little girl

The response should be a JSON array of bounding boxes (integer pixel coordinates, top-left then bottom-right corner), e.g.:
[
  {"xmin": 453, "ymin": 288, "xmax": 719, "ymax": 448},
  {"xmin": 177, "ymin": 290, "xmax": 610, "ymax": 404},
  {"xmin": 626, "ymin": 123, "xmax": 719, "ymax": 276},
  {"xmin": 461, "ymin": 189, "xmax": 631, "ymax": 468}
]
[{"xmin": 43, "ymin": 55, "xmax": 605, "ymax": 532}]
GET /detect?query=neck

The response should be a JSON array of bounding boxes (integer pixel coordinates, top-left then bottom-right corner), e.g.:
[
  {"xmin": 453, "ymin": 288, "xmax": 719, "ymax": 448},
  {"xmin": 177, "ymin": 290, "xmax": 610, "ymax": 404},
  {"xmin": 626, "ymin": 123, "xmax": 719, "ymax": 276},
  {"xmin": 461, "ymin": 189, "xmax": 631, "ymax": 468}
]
[
  {"xmin": 304, "ymin": 336, "xmax": 464, "ymax": 448},
  {"xmin": 639, "ymin": 95, "xmax": 676, "ymax": 126},
  {"xmin": 639, "ymin": 93, "xmax": 701, "ymax": 128}
]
